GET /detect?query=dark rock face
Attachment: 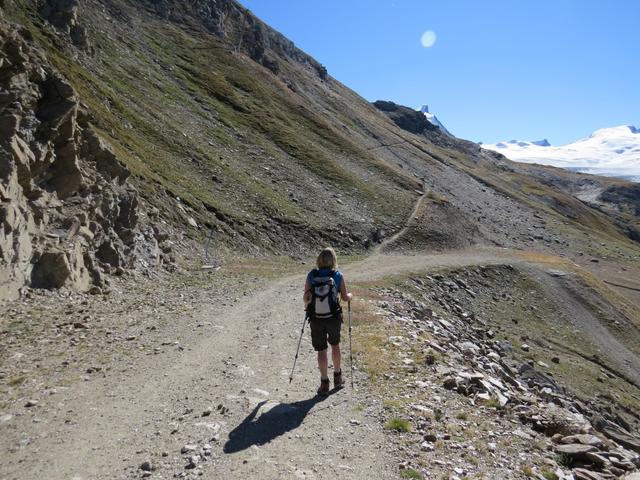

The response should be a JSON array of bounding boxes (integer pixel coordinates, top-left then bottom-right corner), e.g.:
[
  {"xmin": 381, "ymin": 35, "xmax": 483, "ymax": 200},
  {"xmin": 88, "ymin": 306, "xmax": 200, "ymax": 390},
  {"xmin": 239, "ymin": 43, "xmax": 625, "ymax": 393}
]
[
  {"xmin": 0, "ymin": 19, "xmax": 151, "ymax": 300},
  {"xmin": 372, "ymin": 100, "xmax": 438, "ymax": 135},
  {"xmin": 39, "ymin": 0, "xmax": 89, "ymax": 49},
  {"xmin": 597, "ymin": 184, "xmax": 640, "ymax": 243},
  {"xmin": 599, "ymin": 184, "xmax": 640, "ymax": 217}
]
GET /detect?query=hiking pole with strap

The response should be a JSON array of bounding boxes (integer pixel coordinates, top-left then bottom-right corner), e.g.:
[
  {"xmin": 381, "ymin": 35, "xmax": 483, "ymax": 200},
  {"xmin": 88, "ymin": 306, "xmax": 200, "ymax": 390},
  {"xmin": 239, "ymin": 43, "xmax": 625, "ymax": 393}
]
[
  {"xmin": 289, "ymin": 312, "xmax": 309, "ymax": 383},
  {"xmin": 348, "ymin": 300, "xmax": 354, "ymax": 389}
]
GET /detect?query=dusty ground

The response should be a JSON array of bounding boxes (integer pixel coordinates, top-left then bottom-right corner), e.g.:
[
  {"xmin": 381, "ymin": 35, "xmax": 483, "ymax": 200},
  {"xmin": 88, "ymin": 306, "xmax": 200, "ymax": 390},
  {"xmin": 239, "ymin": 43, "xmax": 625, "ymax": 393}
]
[{"xmin": 2, "ymin": 243, "xmax": 640, "ymax": 480}]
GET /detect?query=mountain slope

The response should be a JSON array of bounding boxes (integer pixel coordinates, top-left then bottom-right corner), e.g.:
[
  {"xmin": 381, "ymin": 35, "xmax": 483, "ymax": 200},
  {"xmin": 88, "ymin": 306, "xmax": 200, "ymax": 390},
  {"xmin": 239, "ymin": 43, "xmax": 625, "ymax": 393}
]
[{"xmin": 2, "ymin": 0, "xmax": 640, "ymax": 301}]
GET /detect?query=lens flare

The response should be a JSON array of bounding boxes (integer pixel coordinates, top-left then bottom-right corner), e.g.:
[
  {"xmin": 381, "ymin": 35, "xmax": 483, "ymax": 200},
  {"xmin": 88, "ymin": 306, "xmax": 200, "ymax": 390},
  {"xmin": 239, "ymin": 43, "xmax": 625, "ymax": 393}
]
[{"xmin": 421, "ymin": 30, "xmax": 437, "ymax": 48}]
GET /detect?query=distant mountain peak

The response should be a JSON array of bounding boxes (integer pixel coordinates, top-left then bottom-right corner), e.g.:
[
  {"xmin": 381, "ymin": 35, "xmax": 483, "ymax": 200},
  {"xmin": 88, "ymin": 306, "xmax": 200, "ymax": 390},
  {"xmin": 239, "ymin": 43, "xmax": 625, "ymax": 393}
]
[
  {"xmin": 531, "ymin": 139, "xmax": 550, "ymax": 147},
  {"xmin": 482, "ymin": 125, "xmax": 640, "ymax": 182},
  {"xmin": 419, "ymin": 104, "xmax": 453, "ymax": 137},
  {"xmin": 590, "ymin": 125, "xmax": 639, "ymax": 138}
]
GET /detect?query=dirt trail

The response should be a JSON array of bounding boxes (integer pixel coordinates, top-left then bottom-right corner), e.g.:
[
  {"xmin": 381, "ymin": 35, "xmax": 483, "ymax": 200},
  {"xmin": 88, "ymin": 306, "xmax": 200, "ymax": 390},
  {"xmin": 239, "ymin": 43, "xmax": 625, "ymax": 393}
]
[
  {"xmin": 3, "ymin": 273, "xmax": 392, "ymax": 480},
  {"xmin": 374, "ymin": 192, "xmax": 427, "ymax": 254},
  {"xmin": 0, "ymin": 248, "xmax": 515, "ymax": 480}
]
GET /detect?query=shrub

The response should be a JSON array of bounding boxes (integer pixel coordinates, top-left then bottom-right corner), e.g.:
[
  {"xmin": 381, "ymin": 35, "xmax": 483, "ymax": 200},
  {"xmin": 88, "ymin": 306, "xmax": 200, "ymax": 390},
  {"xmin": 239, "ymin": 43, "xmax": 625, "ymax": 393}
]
[
  {"xmin": 541, "ymin": 469, "xmax": 559, "ymax": 480},
  {"xmin": 400, "ymin": 468, "xmax": 424, "ymax": 480},
  {"xmin": 385, "ymin": 417, "xmax": 411, "ymax": 433},
  {"xmin": 455, "ymin": 411, "xmax": 468, "ymax": 421}
]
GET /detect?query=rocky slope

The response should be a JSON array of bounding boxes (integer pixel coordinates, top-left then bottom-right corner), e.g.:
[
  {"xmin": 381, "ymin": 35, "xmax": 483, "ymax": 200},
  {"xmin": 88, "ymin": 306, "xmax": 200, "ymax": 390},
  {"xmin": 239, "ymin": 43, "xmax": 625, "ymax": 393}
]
[
  {"xmin": 364, "ymin": 264, "xmax": 640, "ymax": 479},
  {"xmin": 0, "ymin": 17, "xmax": 171, "ymax": 302}
]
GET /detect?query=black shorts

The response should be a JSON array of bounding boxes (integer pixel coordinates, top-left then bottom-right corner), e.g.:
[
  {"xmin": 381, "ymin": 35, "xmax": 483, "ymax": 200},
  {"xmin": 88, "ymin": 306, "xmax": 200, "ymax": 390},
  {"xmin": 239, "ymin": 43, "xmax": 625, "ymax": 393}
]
[{"xmin": 309, "ymin": 316, "xmax": 342, "ymax": 351}]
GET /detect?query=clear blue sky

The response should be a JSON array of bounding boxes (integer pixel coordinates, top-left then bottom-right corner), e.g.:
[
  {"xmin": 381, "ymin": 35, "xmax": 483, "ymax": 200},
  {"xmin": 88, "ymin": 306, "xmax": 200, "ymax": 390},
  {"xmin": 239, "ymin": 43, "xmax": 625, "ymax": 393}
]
[{"xmin": 237, "ymin": 0, "xmax": 639, "ymax": 145}]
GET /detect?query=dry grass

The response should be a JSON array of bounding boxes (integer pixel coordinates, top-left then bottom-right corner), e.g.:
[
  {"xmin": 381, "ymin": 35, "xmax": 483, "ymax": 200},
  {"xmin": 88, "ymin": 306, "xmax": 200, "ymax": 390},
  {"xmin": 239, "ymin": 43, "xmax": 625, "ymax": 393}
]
[{"xmin": 348, "ymin": 287, "xmax": 400, "ymax": 385}]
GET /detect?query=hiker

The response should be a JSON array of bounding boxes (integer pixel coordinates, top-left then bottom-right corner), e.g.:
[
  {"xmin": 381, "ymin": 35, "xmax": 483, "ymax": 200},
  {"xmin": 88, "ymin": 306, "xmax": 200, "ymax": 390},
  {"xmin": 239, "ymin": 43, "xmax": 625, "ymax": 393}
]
[{"xmin": 303, "ymin": 247, "xmax": 352, "ymax": 395}]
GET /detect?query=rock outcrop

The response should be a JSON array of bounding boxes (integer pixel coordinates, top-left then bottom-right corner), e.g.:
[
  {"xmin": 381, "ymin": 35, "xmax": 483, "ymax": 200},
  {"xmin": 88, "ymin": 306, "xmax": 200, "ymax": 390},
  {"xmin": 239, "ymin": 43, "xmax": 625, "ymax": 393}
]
[
  {"xmin": 39, "ymin": 0, "xmax": 89, "ymax": 49},
  {"xmin": 0, "ymin": 19, "xmax": 147, "ymax": 301}
]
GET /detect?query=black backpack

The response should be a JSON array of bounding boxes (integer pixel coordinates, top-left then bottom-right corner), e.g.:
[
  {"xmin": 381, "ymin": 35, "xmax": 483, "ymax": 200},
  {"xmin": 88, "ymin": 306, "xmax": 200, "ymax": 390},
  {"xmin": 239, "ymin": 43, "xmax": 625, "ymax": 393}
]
[{"xmin": 307, "ymin": 269, "xmax": 342, "ymax": 320}]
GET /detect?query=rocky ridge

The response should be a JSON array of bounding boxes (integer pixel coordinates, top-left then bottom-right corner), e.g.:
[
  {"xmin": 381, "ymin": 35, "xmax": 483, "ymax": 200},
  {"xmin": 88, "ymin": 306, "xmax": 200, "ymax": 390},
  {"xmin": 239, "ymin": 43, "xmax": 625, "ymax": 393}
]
[
  {"xmin": 373, "ymin": 100, "xmax": 439, "ymax": 136},
  {"xmin": 140, "ymin": 0, "xmax": 329, "ymax": 80},
  {"xmin": 0, "ymin": 18, "xmax": 167, "ymax": 301}
]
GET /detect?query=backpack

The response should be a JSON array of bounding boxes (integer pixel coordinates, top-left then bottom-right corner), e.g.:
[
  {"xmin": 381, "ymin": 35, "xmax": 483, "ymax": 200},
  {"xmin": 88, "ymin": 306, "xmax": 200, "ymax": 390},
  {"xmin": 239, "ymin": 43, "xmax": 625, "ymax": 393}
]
[{"xmin": 308, "ymin": 269, "xmax": 342, "ymax": 321}]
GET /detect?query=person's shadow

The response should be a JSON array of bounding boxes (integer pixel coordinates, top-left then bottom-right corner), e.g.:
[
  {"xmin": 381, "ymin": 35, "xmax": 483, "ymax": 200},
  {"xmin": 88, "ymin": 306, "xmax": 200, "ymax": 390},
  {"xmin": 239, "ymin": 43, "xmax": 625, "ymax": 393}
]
[{"xmin": 223, "ymin": 394, "xmax": 330, "ymax": 454}]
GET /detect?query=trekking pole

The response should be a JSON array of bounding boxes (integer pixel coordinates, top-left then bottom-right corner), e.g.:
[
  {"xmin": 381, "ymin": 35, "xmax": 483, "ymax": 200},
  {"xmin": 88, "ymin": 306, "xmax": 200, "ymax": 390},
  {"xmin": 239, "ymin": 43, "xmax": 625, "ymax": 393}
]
[
  {"xmin": 289, "ymin": 312, "xmax": 309, "ymax": 383},
  {"xmin": 348, "ymin": 300, "xmax": 354, "ymax": 389}
]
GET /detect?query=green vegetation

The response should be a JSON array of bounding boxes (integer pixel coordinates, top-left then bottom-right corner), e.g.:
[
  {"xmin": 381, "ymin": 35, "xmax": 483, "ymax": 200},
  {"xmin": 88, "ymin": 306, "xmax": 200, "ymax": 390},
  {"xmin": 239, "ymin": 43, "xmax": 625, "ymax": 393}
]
[
  {"xmin": 385, "ymin": 417, "xmax": 411, "ymax": 433},
  {"xmin": 556, "ymin": 453, "xmax": 573, "ymax": 468},
  {"xmin": 400, "ymin": 468, "xmax": 424, "ymax": 480},
  {"xmin": 7, "ymin": 376, "xmax": 26, "ymax": 387}
]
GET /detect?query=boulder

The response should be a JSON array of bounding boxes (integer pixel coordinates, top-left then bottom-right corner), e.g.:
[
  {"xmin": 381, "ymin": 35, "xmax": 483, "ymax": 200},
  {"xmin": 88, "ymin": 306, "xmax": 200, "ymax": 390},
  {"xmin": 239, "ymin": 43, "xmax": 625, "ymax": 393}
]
[
  {"xmin": 561, "ymin": 434, "xmax": 604, "ymax": 448},
  {"xmin": 555, "ymin": 444, "xmax": 598, "ymax": 463},
  {"xmin": 39, "ymin": 0, "xmax": 89, "ymax": 48},
  {"xmin": 572, "ymin": 469, "xmax": 615, "ymax": 480},
  {"xmin": 592, "ymin": 416, "xmax": 640, "ymax": 453},
  {"xmin": 30, "ymin": 250, "xmax": 72, "ymax": 289}
]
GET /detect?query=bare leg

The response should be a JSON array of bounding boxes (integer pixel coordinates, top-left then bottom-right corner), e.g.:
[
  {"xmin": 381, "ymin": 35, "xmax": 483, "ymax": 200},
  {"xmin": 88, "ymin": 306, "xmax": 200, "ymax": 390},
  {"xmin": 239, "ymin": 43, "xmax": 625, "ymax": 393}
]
[
  {"xmin": 317, "ymin": 349, "xmax": 329, "ymax": 379},
  {"xmin": 331, "ymin": 344, "xmax": 341, "ymax": 372}
]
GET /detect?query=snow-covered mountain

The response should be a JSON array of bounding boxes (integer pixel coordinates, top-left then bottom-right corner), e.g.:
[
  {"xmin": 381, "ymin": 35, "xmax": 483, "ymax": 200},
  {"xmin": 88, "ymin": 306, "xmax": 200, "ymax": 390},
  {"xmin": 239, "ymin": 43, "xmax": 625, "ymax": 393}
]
[
  {"xmin": 420, "ymin": 105, "xmax": 453, "ymax": 137},
  {"xmin": 482, "ymin": 125, "xmax": 640, "ymax": 182}
]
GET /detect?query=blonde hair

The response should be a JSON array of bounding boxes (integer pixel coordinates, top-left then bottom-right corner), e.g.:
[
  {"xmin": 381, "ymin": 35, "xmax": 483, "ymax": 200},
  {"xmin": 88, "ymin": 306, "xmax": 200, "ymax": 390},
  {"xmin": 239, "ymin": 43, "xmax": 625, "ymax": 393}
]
[{"xmin": 316, "ymin": 246, "xmax": 337, "ymax": 270}]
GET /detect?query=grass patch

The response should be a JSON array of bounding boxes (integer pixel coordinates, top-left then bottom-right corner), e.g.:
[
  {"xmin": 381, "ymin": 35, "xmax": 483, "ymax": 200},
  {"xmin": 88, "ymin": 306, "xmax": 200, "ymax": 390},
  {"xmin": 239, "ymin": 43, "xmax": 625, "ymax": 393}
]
[
  {"xmin": 385, "ymin": 417, "xmax": 411, "ymax": 433},
  {"xmin": 352, "ymin": 403, "xmax": 365, "ymax": 412},
  {"xmin": 7, "ymin": 376, "xmax": 26, "ymax": 387},
  {"xmin": 482, "ymin": 398, "xmax": 502, "ymax": 409},
  {"xmin": 383, "ymin": 398, "xmax": 407, "ymax": 411},
  {"xmin": 556, "ymin": 453, "xmax": 573, "ymax": 468},
  {"xmin": 400, "ymin": 468, "xmax": 424, "ymax": 480},
  {"xmin": 455, "ymin": 411, "xmax": 468, "ymax": 421}
]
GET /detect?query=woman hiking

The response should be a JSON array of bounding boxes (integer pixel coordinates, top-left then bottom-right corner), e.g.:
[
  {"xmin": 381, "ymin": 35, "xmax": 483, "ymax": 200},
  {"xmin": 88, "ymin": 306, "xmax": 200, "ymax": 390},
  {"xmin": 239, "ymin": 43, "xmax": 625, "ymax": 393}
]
[{"xmin": 303, "ymin": 247, "xmax": 352, "ymax": 395}]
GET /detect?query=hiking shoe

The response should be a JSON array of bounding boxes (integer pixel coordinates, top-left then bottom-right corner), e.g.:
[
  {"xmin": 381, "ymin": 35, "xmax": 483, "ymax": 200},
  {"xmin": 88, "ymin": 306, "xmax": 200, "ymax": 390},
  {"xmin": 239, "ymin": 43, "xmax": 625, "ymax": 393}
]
[
  {"xmin": 317, "ymin": 378, "xmax": 330, "ymax": 395},
  {"xmin": 333, "ymin": 370, "xmax": 344, "ymax": 389}
]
